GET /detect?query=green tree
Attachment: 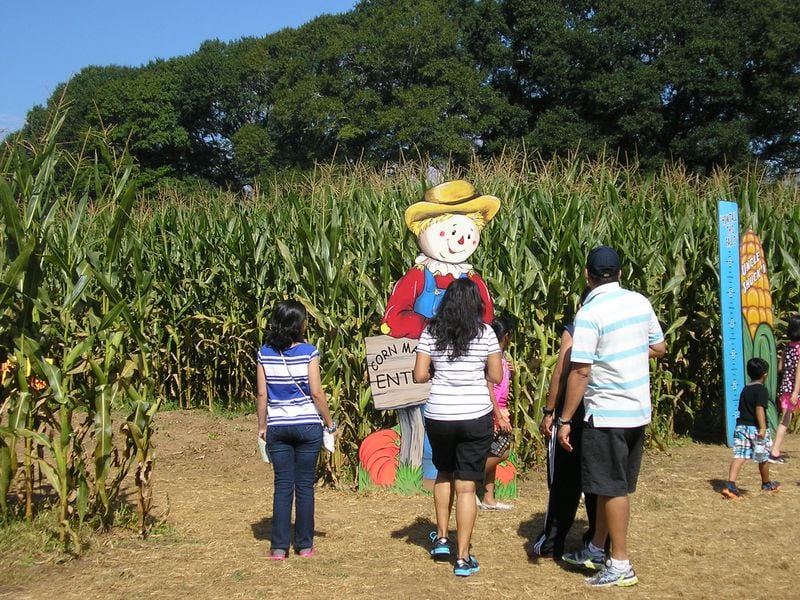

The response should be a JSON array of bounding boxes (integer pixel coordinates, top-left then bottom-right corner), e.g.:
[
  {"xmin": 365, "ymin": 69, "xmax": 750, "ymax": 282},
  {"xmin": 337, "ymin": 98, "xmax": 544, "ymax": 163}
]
[
  {"xmin": 347, "ymin": 0, "xmax": 522, "ymax": 164},
  {"xmin": 231, "ymin": 123, "xmax": 275, "ymax": 180},
  {"xmin": 21, "ymin": 65, "xmax": 135, "ymax": 151},
  {"xmin": 498, "ymin": 0, "xmax": 800, "ymax": 174},
  {"xmin": 91, "ymin": 60, "xmax": 189, "ymax": 182},
  {"xmin": 15, "ymin": 0, "xmax": 800, "ymax": 183}
]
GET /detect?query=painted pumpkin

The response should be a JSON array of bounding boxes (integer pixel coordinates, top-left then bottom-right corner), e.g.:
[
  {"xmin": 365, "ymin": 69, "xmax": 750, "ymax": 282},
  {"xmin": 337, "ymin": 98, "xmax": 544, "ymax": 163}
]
[
  {"xmin": 495, "ymin": 459, "xmax": 517, "ymax": 485},
  {"xmin": 359, "ymin": 429, "xmax": 400, "ymax": 487}
]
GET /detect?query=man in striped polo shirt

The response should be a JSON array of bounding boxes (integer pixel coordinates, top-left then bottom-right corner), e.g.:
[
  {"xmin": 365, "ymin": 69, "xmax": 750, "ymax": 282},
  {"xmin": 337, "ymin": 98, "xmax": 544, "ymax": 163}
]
[{"xmin": 557, "ymin": 246, "xmax": 666, "ymax": 588}]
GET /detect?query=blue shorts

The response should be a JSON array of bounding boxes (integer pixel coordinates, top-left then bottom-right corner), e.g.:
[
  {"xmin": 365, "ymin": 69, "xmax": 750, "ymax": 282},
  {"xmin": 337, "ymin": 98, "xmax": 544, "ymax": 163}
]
[{"xmin": 732, "ymin": 425, "xmax": 771, "ymax": 462}]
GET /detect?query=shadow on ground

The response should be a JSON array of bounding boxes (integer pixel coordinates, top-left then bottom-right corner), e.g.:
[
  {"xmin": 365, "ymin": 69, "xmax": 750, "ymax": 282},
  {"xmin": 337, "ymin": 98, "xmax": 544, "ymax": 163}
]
[{"xmin": 391, "ymin": 515, "xmax": 437, "ymax": 552}]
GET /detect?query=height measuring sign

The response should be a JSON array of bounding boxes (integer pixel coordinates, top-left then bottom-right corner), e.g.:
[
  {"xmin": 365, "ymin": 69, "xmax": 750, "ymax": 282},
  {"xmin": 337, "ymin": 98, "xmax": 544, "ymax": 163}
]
[{"xmin": 718, "ymin": 201, "xmax": 744, "ymax": 447}]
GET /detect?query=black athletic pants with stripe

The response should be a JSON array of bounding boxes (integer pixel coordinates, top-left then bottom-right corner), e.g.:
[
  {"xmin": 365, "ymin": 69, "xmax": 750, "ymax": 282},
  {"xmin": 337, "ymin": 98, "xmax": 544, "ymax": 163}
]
[{"xmin": 532, "ymin": 423, "xmax": 598, "ymax": 558}]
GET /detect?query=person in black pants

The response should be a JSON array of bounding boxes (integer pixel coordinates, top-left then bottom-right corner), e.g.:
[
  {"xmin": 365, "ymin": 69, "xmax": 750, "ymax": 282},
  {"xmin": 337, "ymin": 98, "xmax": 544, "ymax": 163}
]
[{"xmin": 529, "ymin": 291, "xmax": 598, "ymax": 559}]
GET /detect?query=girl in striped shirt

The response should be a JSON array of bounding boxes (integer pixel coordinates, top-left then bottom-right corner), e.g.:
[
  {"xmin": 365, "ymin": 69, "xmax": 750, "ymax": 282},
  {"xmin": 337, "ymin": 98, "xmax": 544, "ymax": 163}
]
[{"xmin": 413, "ymin": 278, "xmax": 503, "ymax": 577}]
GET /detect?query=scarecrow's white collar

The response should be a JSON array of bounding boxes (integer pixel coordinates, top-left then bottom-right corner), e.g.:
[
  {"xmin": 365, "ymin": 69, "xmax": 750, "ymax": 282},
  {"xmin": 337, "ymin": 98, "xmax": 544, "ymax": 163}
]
[{"xmin": 414, "ymin": 254, "xmax": 473, "ymax": 277}]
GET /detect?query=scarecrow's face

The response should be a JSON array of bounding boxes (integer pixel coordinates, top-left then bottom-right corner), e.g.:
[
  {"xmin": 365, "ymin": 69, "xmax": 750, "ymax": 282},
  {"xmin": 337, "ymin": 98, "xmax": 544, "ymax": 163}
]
[{"xmin": 418, "ymin": 214, "xmax": 480, "ymax": 264}]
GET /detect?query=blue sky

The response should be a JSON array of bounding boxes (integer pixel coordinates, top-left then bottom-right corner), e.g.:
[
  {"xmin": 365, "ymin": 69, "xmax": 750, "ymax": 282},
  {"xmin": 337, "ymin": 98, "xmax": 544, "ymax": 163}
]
[{"xmin": 0, "ymin": 1, "xmax": 358, "ymax": 134}]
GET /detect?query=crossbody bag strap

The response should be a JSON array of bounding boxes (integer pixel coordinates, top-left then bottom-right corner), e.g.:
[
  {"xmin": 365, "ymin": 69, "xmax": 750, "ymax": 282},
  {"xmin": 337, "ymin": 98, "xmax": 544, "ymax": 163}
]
[
  {"xmin": 278, "ymin": 349, "xmax": 324, "ymax": 426},
  {"xmin": 279, "ymin": 351, "xmax": 307, "ymax": 397}
]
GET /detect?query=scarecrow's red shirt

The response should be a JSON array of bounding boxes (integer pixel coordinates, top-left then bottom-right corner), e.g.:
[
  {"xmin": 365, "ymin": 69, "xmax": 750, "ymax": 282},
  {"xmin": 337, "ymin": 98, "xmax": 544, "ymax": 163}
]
[{"xmin": 381, "ymin": 265, "xmax": 494, "ymax": 339}]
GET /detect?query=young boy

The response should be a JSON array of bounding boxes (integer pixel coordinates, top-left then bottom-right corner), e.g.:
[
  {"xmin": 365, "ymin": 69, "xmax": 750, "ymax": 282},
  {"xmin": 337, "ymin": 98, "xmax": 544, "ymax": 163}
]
[{"xmin": 722, "ymin": 357, "xmax": 781, "ymax": 499}]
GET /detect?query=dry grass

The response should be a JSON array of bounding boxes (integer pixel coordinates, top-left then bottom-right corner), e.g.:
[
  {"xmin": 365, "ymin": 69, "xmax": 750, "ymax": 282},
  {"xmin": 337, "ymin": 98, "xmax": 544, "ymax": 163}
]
[{"xmin": 2, "ymin": 410, "xmax": 798, "ymax": 600}]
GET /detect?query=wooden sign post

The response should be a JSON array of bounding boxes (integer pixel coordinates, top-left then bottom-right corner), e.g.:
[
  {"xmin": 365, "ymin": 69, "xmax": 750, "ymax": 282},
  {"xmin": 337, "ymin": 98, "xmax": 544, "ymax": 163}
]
[{"xmin": 365, "ymin": 335, "xmax": 428, "ymax": 468}]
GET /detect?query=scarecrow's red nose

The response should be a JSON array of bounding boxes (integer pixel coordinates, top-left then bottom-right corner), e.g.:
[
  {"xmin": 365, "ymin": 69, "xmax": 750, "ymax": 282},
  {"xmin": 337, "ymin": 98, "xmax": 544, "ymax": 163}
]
[{"xmin": 457, "ymin": 236, "xmax": 464, "ymax": 245}]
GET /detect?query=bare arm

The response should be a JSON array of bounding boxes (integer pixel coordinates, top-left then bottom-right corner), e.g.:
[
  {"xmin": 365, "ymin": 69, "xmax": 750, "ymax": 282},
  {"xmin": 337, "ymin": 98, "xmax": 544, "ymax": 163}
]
[
  {"xmin": 485, "ymin": 351, "xmax": 503, "ymax": 384},
  {"xmin": 256, "ymin": 363, "xmax": 268, "ymax": 440},
  {"xmin": 556, "ymin": 363, "xmax": 591, "ymax": 452},
  {"xmin": 488, "ymin": 381, "xmax": 512, "ymax": 433},
  {"xmin": 541, "ymin": 330, "xmax": 572, "ymax": 439},
  {"xmin": 649, "ymin": 340, "xmax": 666, "ymax": 358},
  {"xmin": 413, "ymin": 352, "xmax": 432, "ymax": 383},
  {"xmin": 307, "ymin": 357, "xmax": 334, "ymax": 429},
  {"xmin": 755, "ymin": 405, "xmax": 767, "ymax": 436}
]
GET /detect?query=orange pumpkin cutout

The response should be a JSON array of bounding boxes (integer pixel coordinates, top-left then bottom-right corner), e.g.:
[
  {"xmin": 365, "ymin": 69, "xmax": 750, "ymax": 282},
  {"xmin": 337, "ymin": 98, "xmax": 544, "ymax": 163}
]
[
  {"xmin": 359, "ymin": 429, "xmax": 400, "ymax": 487},
  {"xmin": 495, "ymin": 460, "xmax": 517, "ymax": 485}
]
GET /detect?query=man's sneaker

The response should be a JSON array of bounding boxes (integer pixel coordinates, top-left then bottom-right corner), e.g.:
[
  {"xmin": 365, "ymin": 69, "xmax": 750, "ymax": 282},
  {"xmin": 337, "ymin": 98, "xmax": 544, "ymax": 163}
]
[
  {"xmin": 429, "ymin": 531, "xmax": 451, "ymax": 561},
  {"xmin": 721, "ymin": 484, "xmax": 743, "ymax": 500},
  {"xmin": 453, "ymin": 555, "xmax": 480, "ymax": 577},
  {"xmin": 761, "ymin": 480, "xmax": 781, "ymax": 493},
  {"xmin": 768, "ymin": 454, "xmax": 786, "ymax": 464},
  {"xmin": 585, "ymin": 565, "xmax": 639, "ymax": 587},
  {"xmin": 561, "ymin": 546, "xmax": 605, "ymax": 570}
]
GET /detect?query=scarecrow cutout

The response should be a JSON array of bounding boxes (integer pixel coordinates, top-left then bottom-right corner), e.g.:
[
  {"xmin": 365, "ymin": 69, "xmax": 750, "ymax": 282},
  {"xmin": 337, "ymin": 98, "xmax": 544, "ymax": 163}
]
[{"xmin": 363, "ymin": 180, "xmax": 499, "ymax": 485}]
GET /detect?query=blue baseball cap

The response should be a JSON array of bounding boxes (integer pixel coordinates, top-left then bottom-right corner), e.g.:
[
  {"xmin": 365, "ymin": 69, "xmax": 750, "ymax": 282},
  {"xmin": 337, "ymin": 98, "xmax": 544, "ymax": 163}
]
[{"xmin": 587, "ymin": 246, "xmax": 621, "ymax": 279}]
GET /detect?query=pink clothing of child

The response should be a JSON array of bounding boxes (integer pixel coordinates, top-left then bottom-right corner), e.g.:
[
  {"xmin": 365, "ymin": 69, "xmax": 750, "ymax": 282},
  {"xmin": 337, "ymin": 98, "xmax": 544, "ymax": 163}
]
[{"xmin": 493, "ymin": 355, "xmax": 511, "ymax": 411}]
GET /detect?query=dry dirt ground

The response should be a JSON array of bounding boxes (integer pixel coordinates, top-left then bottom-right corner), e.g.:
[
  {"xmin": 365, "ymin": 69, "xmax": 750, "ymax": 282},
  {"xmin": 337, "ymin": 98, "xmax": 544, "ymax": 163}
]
[{"xmin": 3, "ymin": 410, "xmax": 800, "ymax": 600}]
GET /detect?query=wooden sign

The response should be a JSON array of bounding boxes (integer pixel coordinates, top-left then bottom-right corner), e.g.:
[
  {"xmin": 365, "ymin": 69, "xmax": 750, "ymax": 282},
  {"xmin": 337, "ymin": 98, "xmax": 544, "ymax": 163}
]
[{"xmin": 364, "ymin": 335, "xmax": 429, "ymax": 410}]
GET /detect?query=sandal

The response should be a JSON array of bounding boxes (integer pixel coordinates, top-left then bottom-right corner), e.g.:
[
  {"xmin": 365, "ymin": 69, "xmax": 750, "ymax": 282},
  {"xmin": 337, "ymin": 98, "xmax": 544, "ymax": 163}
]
[{"xmin": 481, "ymin": 501, "xmax": 514, "ymax": 510}]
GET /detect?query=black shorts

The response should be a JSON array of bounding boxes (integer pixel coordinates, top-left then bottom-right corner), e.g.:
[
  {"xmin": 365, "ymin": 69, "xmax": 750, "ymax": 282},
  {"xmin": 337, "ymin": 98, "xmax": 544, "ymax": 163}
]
[
  {"xmin": 425, "ymin": 413, "xmax": 493, "ymax": 481},
  {"xmin": 581, "ymin": 422, "xmax": 645, "ymax": 497}
]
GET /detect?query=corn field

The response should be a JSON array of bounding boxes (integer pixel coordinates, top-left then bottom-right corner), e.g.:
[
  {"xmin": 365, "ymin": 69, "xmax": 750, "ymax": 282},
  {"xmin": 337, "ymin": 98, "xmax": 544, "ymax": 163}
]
[{"xmin": 2, "ymin": 114, "xmax": 800, "ymax": 541}]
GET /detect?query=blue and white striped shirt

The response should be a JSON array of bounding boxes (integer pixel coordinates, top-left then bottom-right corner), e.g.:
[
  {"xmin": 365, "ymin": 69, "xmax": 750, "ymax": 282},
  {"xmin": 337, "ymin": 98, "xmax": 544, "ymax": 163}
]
[
  {"xmin": 571, "ymin": 282, "xmax": 664, "ymax": 428},
  {"xmin": 257, "ymin": 343, "xmax": 322, "ymax": 427}
]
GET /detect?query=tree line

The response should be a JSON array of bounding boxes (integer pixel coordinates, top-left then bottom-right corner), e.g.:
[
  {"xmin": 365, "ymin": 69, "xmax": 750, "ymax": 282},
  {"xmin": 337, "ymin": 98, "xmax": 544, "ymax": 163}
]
[{"xmin": 16, "ymin": 0, "xmax": 800, "ymax": 190}]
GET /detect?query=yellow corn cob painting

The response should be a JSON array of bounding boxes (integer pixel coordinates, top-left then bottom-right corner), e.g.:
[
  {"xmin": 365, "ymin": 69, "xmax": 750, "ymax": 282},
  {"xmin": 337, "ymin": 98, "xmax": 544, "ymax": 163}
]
[
  {"xmin": 740, "ymin": 229, "xmax": 773, "ymax": 338},
  {"xmin": 739, "ymin": 229, "xmax": 778, "ymax": 433}
]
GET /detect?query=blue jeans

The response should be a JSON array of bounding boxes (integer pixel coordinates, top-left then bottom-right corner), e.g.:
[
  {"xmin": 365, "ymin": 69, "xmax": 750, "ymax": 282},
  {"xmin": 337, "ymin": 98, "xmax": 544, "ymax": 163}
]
[{"xmin": 266, "ymin": 423, "xmax": 323, "ymax": 552}]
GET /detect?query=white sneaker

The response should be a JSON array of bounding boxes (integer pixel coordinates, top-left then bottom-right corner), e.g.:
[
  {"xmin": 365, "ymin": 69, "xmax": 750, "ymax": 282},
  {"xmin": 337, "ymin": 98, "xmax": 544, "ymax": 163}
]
[{"xmin": 585, "ymin": 565, "xmax": 638, "ymax": 587}]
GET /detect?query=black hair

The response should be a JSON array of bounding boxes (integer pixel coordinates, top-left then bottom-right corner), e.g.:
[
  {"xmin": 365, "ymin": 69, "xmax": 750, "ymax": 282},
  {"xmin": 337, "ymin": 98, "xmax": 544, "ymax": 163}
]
[
  {"xmin": 428, "ymin": 278, "xmax": 485, "ymax": 360},
  {"xmin": 746, "ymin": 357, "xmax": 769, "ymax": 381},
  {"xmin": 787, "ymin": 315, "xmax": 800, "ymax": 342},
  {"xmin": 491, "ymin": 314, "xmax": 515, "ymax": 341},
  {"xmin": 264, "ymin": 300, "xmax": 307, "ymax": 352}
]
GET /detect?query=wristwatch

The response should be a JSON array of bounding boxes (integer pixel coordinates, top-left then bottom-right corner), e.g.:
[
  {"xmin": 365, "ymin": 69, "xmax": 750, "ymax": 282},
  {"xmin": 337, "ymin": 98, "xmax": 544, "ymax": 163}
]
[
  {"xmin": 542, "ymin": 407, "xmax": 555, "ymax": 416},
  {"xmin": 557, "ymin": 417, "xmax": 572, "ymax": 426},
  {"xmin": 325, "ymin": 421, "xmax": 337, "ymax": 433}
]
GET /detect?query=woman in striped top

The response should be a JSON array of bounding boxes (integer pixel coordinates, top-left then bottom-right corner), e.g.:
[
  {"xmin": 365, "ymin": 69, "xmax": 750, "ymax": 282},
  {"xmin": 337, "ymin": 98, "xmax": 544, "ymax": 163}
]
[
  {"xmin": 413, "ymin": 278, "xmax": 503, "ymax": 577},
  {"xmin": 256, "ymin": 300, "xmax": 335, "ymax": 561}
]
